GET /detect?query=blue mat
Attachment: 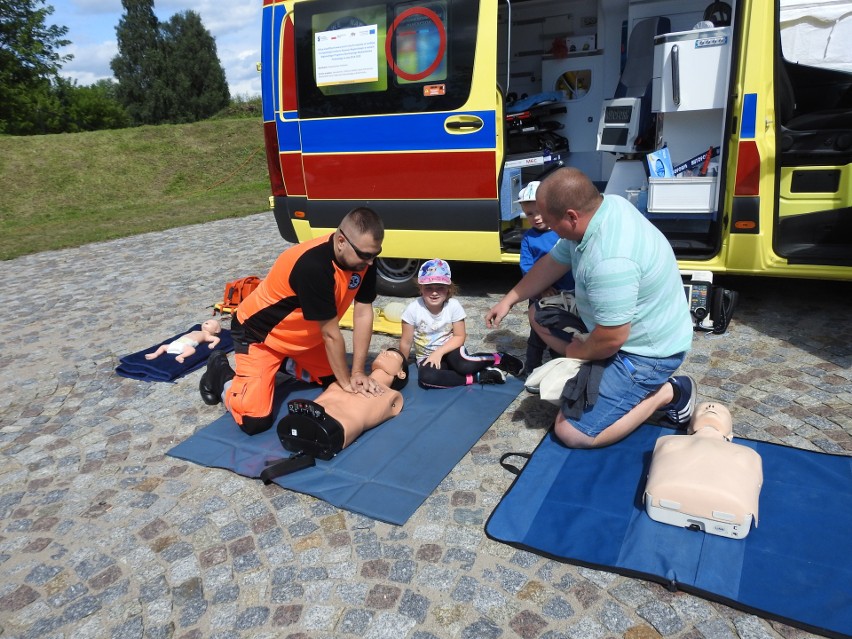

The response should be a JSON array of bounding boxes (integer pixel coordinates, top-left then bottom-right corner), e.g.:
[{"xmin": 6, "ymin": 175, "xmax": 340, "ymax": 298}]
[
  {"xmin": 486, "ymin": 426, "xmax": 852, "ymax": 639},
  {"xmin": 115, "ymin": 325, "xmax": 233, "ymax": 382},
  {"xmin": 168, "ymin": 369, "xmax": 523, "ymax": 525}
]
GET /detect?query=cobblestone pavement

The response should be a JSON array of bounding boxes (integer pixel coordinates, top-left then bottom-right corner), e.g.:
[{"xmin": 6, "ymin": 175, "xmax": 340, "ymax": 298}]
[{"xmin": 1, "ymin": 212, "xmax": 850, "ymax": 639}]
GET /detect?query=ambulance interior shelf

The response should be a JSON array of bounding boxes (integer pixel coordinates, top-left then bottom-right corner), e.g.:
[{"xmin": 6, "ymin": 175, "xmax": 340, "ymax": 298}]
[
  {"xmin": 499, "ymin": 148, "xmax": 564, "ymax": 242},
  {"xmin": 499, "ymin": 93, "xmax": 570, "ymax": 237},
  {"xmin": 642, "ymin": 25, "xmax": 732, "ymax": 217},
  {"xmin": 504, "ymin": 92, "xmax": 569, "ymax": 157},
  {"xmin": 641, "ymin": 145, "xmax": 720, "ymax": 220}
]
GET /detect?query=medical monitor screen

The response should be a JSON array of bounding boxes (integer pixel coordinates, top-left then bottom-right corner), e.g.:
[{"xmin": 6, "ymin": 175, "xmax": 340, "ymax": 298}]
[{"xmin": 604, "ymin": 104, "xmax": 634, "ymax": 124}]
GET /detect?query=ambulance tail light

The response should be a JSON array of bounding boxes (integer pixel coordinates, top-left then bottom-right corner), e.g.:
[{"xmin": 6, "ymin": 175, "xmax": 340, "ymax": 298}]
[
  {"xmin": 734, "ymin": 141, "xmax": 760, "ymax": 196},
  {"xmin": 263, "ymin": 121, "xmax": 286, "ymax": 197}
]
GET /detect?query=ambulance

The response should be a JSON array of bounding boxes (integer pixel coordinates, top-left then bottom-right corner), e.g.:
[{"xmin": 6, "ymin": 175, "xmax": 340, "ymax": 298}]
[{"xmin": 259, "ymin": 0, "xmax": 852, "ymax": 294}]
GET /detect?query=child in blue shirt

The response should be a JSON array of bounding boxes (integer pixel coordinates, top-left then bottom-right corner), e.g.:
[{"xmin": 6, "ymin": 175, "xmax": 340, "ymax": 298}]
[{"xmin": 518, "ymin": 181, "xmax": 575, "ymax": 372}]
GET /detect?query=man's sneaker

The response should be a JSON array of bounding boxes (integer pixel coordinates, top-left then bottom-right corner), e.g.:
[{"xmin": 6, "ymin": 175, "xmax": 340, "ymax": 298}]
[
  {"xmin": 495, "ymin": 352, "xmax": 524, "ymax": 377},
  {"xmin": 478, "ymin": 367, "xmax": 507, "ymax": 385},
  {"xmin": 199, "ymin": 350, "xmax": 235, "ymax": 405},
  {"xmin": 663, "ymin": 375, "xmax": 697, "ymax": 426}
]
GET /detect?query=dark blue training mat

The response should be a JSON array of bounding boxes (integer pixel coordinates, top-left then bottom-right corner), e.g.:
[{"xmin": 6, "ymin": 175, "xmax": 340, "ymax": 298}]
[
  {"xmin": 115, "ymin": 325, "xmax": 233, "ymax": 382},
  {"xmin": 486, "ymin": 425, "xmax": 852, "ymax": 639},
  {"xmin": 168, "ymin": 369, "xmax": 523, "ymax": 525}
]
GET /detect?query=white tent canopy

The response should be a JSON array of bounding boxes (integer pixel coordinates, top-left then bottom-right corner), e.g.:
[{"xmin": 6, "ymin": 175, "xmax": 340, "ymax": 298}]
[{"xmin": 780, "ymin": 0, "xmax": 852, "ymax": 71}]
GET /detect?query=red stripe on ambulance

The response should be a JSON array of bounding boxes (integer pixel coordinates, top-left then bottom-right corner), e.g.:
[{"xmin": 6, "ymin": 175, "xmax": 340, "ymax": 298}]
[
  {"xmin": 281, "ymin": 15, "xmax": 297, "ymax": 113},
  {"xmin": 280, "ymin": 153, "xmax": 307, "ymax": 196},
  {"xmin": 302, "ymin": 152, "xmax": 498, "ymax": 200}
]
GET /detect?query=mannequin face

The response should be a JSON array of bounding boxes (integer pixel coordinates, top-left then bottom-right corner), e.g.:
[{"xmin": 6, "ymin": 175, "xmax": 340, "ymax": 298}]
[
  {"xmin": 371, "ymin": 349, "xmax": 405, "ymax": 377},
  {"xmin": 202, "ymin": 319, "xmax": 221, "ymax": 334},
  {"xmin": 688, "ymin": 402, "xmax": 733, "ymax": 440}
]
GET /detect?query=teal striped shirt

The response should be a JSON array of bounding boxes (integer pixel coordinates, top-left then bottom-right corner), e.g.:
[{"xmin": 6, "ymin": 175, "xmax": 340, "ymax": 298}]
[{"xmin": 550, "ymin": 194, "xmax": 693, "ymax": 357}]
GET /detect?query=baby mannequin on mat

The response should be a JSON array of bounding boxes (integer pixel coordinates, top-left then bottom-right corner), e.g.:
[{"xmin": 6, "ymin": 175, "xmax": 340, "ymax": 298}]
[
  {"xmin": 146, "ymin": 319, "xmax": 222, "ymax": 363},
  {"xmin": 277, "ymin": 347, "xmax": 409, "ymax": 456}
]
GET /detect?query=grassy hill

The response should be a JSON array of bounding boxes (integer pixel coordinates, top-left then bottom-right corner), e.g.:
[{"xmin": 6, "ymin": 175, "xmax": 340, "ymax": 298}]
[{"xmin": 0, "ymin": 117, "xmax": 270, "ymax": 260}]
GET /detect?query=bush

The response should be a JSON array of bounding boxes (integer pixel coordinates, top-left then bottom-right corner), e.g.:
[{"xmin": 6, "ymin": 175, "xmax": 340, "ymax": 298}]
[{"xmin": 213, "ymin": 94, "xmax": 263, "ymax": 120}]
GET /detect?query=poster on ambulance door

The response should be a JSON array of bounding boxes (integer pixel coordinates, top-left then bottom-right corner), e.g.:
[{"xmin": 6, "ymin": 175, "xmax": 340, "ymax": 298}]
[{"xmin": 315, "ymin": 25, "xmax": 379, "ymax": 86}]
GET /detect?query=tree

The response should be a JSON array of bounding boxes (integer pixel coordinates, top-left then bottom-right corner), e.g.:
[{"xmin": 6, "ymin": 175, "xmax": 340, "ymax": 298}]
[
  {"xmin": 110, "ymin": 0, "xmax": 169, "ymax": 125},
  {"xmin": 112, "ymin": 1, "xmax": 230, "ymax": 125},
  {"xmin": 0, "ymin": 0, "xmax": 72, "ymax": 134},
  {"xmin": 161, "ymin": 11, "xmax": 229, "ymax": 122},
  {"xmin": 58, "ymin": 78, "xmax": 130, "ymax": 132}
]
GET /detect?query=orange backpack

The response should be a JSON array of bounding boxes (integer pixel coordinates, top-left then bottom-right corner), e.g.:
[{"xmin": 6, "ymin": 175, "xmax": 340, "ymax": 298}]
[{"xmin": 215, "ymin": 276, "xmax": 261, "ymax": 314}]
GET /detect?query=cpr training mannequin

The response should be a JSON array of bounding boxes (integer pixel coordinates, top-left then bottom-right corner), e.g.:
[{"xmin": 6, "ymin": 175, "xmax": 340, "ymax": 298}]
[
  {"xmin": 146, "ymin": 319, "xmax": 222, "ymax": 363},
  {"xmin": 644, "ymin": 402, "xmax": 763, "ymax": 539},
  {"xmin": 276, "ymin": 347, "xmax": 410, "ymax": 461}
]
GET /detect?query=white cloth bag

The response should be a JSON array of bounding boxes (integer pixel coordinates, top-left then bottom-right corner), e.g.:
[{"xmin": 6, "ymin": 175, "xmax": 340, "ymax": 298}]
[{"xmin": 524, "ymin": 357, "xmax": 587, "ymax": 405}]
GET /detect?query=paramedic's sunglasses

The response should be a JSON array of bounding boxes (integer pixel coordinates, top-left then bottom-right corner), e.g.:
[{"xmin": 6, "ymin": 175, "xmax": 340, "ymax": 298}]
[{"xmin": 339, "ymin": 228, "xmax": 381, "ymax": 261}]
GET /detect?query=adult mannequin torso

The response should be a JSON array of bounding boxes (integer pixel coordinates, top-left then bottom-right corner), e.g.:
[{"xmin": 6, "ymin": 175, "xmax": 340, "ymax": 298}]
[
  {"xmin": 278, "ymin": 348, "xmax": 409, "ymax": 453},
  {"xmin": 315, "ymin": 352, "xmax": 405, "ymax": 447}
]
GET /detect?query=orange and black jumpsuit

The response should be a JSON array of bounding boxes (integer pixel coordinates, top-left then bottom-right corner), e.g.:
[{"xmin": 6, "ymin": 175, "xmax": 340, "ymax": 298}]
[{"xmin": 227, "ymin": 234, "xmax": 376, "ymax": 434}]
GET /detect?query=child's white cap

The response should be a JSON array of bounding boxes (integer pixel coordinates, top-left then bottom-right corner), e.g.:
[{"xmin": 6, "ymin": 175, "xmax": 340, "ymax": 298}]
[{"xmin": 515, "ymin": 181, "xmax": 541, "ymax": 203}]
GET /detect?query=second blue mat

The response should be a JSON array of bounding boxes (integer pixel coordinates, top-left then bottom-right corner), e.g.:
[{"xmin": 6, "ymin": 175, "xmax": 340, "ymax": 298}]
[{"xmin": 486, "ymin": 426, "xmax": 852, "ymax": 639}]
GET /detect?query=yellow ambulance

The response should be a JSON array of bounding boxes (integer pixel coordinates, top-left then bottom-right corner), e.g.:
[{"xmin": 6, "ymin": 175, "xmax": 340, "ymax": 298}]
[{"xmin": 259, "ymin": 0, "xmax": 852, "ymax": 293}]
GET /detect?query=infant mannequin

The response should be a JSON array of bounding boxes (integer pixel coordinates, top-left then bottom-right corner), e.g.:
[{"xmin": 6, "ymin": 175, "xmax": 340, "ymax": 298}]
[
  {"xmin": 146, "ymin": 319, "xmax": 222, "ymax": 363},
  {"xmin": 278, "ymin": 348, "xmax": 409, "ymax": 453}
]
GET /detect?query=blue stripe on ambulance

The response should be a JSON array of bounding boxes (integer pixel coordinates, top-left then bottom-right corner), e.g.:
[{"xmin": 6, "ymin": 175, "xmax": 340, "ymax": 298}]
[
  {"xmin": 299, "ymin": 112, "xmax": 497, "ymax": 153},
  {"xmin": 276, "ymin": 114, "xmax": 300, "ymax": 152},
  {"xmin": 740, "ymin": 93, "xmax": 757, "ymax": 139},
  {"xmin": 260, "ymin": 4, "xmax": 284, "ymax": 122}
]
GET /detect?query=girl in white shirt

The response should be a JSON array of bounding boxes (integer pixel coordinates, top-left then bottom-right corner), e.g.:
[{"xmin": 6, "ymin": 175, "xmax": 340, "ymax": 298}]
[{"xmin": 399, "ymin": 259, "xmax": 524, "ymax": 388}]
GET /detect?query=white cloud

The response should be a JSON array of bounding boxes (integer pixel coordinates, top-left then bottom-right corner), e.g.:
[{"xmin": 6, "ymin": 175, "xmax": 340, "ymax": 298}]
[
  {"xmin": 59, "ymin": 39, "xmax": 118, "ymax": 85},
  {"xmin": 52, "ymin": 0, "xmax": 262, "ymax": 97},
  {"xmin": 72, "ymin": 0, "xmax": 123, "ymax": 13}
]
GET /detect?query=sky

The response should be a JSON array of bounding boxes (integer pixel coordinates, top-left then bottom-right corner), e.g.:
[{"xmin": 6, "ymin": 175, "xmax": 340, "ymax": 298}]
[
  {"xmin": 49, "ymin": 0, "xmax": 263, "ymax": 97},
  {"xmin": 47, "ymin": 0, "xmax": 852, "ymax": 97}
]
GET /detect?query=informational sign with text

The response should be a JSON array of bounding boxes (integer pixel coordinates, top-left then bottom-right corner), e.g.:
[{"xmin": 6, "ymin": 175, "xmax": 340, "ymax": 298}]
[{"xmin": 315, "ymin": 25, "xmax": 379, "ymax": 86}]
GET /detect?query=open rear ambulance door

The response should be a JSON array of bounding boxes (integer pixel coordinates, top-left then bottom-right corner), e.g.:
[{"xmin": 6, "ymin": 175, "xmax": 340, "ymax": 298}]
[
  {"xmin": 773, "ymin": 0, "xmax": 852, "ymax": 271},
  {"xmin": 279, "ymin": 0, "xmax": 501, "ymax": 293}
]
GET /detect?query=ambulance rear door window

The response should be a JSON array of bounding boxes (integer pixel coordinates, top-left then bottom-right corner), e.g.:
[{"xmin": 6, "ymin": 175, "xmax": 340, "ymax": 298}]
[{"xmin": 294, "ymin": 0, "xmax": 478, "ymax": 118}]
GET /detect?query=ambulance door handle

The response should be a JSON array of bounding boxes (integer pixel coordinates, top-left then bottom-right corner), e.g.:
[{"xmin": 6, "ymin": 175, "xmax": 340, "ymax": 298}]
[
  {"xmin": 445, "ymin": 115, "xmax": 484, "ymax": 134},
  {"xmin": 671, "ymin": 45, "xmax": 681, "ymax": 107}
]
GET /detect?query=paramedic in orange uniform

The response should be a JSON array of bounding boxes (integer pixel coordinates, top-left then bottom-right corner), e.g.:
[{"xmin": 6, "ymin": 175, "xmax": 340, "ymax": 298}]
[{"xmin": 199, "ymin": 207, "xmax": 385, "ymax": 435}]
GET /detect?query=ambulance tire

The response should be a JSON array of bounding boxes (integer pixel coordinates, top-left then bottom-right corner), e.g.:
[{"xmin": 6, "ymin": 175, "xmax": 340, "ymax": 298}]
[{"xmin": 375, "ymin": 257, "xmax": 420, "ymax": 297}]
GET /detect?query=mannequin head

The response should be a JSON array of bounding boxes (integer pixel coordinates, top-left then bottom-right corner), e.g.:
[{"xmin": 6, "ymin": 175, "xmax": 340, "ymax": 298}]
[
  {"xmin": 688, "ymin": 402, "xmax": 733, "ymax": 441},
  {"xmin": 371, "ymin": 347, "xmax": 409, "ymax": 390},
  {"xmin": 201, "ymin": 319, "xmax": 222, "ymax": 335}
]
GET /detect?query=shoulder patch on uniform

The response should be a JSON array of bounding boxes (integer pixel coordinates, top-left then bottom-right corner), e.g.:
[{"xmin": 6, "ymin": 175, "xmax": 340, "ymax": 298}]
[{"xmin": 348, "ymin": 274, "xmax": 361, "ymax": 289}]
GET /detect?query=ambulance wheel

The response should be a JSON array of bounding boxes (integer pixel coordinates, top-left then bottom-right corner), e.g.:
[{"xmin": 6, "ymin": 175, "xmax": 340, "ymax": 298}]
[{"xmin": 376, "ymin": 258, "xmax": 419, "ymax": 297}]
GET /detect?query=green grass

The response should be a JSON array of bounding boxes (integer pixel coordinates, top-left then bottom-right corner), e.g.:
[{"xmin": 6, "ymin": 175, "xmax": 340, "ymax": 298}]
[{"xmin": 0, "ymin": 115, "xmax": 270, "ymax": 260}]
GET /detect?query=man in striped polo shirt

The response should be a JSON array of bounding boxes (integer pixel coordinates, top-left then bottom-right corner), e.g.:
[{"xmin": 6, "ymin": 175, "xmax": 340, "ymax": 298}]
[{"xmin": 486, "ymin": 167, "xmax": 696, "ymax": 448}]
